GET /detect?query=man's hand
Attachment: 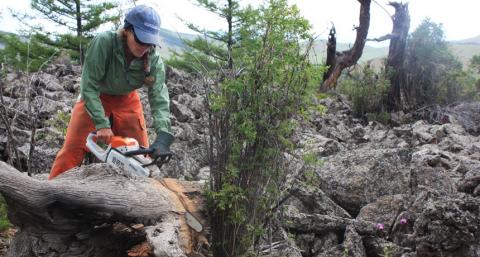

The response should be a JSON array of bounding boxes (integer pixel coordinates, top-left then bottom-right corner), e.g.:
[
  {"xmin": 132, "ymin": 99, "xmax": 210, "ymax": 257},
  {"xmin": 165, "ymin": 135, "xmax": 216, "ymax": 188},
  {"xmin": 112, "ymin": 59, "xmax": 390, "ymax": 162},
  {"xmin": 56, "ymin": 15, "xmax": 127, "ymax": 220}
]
[{"xmin": 96, "ymin": 128, "xmax": 114, "ymax": 143}]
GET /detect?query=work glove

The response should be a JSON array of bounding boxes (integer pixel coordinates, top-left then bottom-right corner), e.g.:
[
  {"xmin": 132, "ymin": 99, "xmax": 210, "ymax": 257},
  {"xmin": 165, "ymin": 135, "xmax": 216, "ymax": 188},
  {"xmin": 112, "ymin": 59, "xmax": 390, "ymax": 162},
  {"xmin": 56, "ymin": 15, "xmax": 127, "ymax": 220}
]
[{"xmin": 151, "ymin": 131, "xmax": 174, "ymax": 161}]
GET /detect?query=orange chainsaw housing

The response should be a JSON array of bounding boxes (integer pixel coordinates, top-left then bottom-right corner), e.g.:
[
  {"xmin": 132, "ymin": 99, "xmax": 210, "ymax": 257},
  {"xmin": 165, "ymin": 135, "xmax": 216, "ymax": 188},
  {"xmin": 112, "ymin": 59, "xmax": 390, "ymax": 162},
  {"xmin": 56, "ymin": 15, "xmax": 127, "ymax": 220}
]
[{"xmin": 110, "ymin": 136, "xmax": 138, "ymax": 148}]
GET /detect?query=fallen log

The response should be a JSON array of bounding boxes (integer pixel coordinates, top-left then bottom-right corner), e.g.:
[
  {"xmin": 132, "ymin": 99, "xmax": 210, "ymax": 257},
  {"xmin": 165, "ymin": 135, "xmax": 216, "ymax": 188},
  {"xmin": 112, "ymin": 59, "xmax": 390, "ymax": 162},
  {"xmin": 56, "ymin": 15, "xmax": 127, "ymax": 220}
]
[{"xmin": 0, "ymin": 161, "xmax": 209, "ymax": 257}]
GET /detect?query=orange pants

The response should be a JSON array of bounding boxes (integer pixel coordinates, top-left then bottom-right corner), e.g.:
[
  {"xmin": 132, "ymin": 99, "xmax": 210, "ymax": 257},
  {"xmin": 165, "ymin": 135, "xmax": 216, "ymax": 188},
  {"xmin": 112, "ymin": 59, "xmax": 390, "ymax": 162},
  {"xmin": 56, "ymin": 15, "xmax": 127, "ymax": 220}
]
[{"xmin": 49, "ymin": 91, "xmax": 149, "ymax": 179}]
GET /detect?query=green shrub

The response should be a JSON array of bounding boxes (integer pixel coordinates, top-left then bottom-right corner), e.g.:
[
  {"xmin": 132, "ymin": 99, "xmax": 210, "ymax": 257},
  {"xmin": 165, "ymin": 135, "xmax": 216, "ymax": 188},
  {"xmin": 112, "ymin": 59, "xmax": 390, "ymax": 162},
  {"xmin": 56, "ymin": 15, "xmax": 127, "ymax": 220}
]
[{"xmin": 338, "ymin": 65, "xmax": 390, "ymax": 120}]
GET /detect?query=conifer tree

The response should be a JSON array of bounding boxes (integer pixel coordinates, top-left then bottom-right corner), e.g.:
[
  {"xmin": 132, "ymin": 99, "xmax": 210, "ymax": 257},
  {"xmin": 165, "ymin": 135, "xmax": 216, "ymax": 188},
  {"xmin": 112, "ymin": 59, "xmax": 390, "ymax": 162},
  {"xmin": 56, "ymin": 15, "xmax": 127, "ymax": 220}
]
[
  {"xmin": 0, "ymin": 0, "xmax": 120, "ymax": 70},
  {"xmin": 30, "ymin": 0, "xmax": 120, "ymax": 64}
]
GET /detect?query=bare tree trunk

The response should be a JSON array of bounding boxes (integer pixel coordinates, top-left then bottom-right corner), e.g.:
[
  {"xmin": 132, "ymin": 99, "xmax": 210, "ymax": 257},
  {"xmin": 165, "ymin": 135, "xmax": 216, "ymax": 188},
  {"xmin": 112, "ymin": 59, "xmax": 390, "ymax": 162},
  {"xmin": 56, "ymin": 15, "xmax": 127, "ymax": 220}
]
[
  {"xmin": 323, "ymin": 25, "xmax": 337, "ymax": 82},
  {"xmin": 385, "ymin": 2, "xmax": 410, "ymax": 111},
  {"xmin": 75, "ymin": 0, "xmax": 84, "ymax": 65},
  {"xmin": 320, "ymin": 0, "xmax": 372, "ymax": 91},
  {"xmin": 226, "ymin": 0, "xmax": 234, "ymax": 70},
  {"xmin": 0, "ymin": 161, "xmax": 209, "ymax": 257}
]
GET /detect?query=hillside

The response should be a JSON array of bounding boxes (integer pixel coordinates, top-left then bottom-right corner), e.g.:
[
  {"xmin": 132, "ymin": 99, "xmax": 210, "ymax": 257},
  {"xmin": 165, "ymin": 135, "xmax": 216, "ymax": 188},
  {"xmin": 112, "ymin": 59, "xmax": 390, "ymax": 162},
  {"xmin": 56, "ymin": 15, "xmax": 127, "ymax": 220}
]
[
  {"xmin": 309, "ymin": 38, "xmax": 480, "ymax": 70},
  {"xmin": 157, "ymin": 29, "xmax": 480, "ymax": 69},
  {"xmin": 1, "ymin": 29, "xmax": 479, "ymax": 69},
  {"xmin": 453, "ymin": 35, "xmax": 480, "ymax": 45}
]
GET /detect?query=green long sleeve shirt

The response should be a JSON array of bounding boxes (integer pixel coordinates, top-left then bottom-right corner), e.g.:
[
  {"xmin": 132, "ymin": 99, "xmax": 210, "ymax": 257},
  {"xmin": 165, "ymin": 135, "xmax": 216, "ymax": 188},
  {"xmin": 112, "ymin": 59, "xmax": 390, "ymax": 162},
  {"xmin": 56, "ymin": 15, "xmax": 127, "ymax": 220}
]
[{"xmin": 80, "ymin": 31, "xmax": 171, "ymax": 135}]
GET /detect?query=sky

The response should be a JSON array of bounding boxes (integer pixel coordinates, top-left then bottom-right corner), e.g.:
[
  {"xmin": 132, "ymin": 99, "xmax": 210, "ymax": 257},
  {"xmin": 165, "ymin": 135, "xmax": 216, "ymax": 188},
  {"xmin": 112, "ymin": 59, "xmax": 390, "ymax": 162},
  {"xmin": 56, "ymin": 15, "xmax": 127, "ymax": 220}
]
[{"xmin": 0, "ymin": 0, "xmax": 478, "ymax": 47}]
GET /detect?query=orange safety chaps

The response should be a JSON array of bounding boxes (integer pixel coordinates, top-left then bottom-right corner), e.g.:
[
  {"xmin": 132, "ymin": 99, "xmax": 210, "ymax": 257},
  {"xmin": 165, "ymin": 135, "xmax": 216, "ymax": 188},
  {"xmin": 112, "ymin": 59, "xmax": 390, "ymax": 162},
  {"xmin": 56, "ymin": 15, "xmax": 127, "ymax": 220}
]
[{"xmin": 49, "ymin": 91, "xmax": 149, "ymax": 179}]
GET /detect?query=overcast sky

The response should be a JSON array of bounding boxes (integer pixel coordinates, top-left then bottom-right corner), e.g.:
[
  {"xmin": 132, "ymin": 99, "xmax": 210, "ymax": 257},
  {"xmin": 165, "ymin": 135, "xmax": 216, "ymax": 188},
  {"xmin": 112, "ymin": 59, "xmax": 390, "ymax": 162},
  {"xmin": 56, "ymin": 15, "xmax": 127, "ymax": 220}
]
[{"xmin": 0, "ymin": 0, "xmax": 477, "ymax": 47}]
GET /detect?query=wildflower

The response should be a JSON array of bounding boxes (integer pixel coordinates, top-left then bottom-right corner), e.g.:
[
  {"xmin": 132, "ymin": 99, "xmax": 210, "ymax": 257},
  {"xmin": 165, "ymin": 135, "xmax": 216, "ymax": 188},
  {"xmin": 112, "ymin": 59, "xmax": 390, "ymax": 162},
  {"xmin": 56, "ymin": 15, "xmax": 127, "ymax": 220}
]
[
  {"xmin": 376, "ymin": 223, "xmax": 384, "ymax": 230},
  {"xmin": 400, "ymin": 218, "xmax": 407, "ymax": 225}
]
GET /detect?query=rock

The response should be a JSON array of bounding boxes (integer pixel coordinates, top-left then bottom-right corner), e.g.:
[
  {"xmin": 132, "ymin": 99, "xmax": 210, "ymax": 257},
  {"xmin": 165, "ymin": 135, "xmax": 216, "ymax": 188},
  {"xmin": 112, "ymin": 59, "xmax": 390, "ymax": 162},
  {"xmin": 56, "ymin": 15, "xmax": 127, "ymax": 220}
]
[
  {"xmin": 343, "ymin": 225, "xmax": 366, "ymax": 257},
  {"xmin": 411, "ymin": 191, "xmax": 480, "ymax": 257},
  {"xmin": 316, "ymin": 147, "xmax": 412, "ymax": 215},
  {"xmin": 357, "ymin": 194, "xmax": 410, "ymax": 232},
  {"xmin": 295, "ymin": 133, "xmax": 341, "ymax": 157},
  {"xmin": 171, "ymin": 100, "xmax": 195, "ymax": 122}
]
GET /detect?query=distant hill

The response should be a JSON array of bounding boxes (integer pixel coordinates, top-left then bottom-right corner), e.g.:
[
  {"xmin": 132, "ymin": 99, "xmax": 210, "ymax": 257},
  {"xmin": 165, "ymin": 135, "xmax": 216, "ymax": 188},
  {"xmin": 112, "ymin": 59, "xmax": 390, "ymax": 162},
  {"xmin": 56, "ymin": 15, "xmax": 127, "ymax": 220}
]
[
  {"xmin": 452, "ymin": 35, "xmax": 480, "ymax": 45},
  {"xmin": 310, "ymin": 40, "xmax": 388, "ymax": 63},
  {"xmin": 309, "ymin": 36, "xmax": 480, "ymax": 69}
]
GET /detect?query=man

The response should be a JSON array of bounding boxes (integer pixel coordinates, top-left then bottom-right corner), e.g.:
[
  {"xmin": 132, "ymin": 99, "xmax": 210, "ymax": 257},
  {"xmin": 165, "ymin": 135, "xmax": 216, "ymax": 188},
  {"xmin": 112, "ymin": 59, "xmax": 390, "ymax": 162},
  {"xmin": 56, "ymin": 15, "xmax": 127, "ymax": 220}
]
[{"xmin": 49, "ymin": 5, "xmax": 173, "ymax": 179}]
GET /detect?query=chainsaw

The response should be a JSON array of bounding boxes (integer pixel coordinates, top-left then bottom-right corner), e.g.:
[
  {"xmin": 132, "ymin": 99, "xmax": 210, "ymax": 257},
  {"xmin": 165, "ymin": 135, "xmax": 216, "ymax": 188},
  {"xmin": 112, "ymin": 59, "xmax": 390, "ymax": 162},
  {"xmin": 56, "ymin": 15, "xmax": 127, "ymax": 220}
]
[
  {"xmin": 85, "ymin": 133, "xmax": 204, "ymax": 233},
  {"xmin": 86, "ymin": 132, "xmax": 171, "ymax": 177}
]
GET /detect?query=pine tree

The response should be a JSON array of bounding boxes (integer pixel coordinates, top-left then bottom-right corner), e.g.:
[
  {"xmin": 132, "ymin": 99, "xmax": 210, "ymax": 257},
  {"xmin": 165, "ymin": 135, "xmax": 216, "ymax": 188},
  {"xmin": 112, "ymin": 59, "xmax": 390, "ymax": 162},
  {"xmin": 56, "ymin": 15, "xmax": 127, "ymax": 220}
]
[
  {"xmin": 30, "ymin": 0, "xmax": 120, "ymax": 64},
  {"xmin": 1, "ymin": 0, "xmax": 120, "ymax": 70}
]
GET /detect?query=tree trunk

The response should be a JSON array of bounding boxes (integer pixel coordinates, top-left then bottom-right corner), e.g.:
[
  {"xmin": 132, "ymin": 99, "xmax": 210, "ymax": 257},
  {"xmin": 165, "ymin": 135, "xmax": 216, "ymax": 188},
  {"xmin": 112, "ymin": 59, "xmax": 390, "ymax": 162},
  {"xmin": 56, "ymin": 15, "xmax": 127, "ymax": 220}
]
[
  {"xmin": 75, "ymin": 0, "xmax": 84, "ymax": 65},
  {"xmin": 0, "ymin": 161, "xmax": 209, "ymax": 257},
  {"xmin": 320, "ymin": 0, "xmax": 371, "ymax": 91},
  {"xmin": 323, "ymin": 26, "xmax": 337, "ymax": 82},
  {"xmin": 385, "ymin": 2, "xmax": 410, "ymax": 111}
]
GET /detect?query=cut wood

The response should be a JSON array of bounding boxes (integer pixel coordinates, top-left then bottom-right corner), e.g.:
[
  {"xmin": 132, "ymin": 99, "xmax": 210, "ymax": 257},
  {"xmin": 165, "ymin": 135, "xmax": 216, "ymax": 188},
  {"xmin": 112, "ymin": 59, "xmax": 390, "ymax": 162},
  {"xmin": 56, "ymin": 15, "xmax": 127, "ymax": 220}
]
[{"xmin": 0, "ymin": 161, "xmax": 209, "ymax": 257}]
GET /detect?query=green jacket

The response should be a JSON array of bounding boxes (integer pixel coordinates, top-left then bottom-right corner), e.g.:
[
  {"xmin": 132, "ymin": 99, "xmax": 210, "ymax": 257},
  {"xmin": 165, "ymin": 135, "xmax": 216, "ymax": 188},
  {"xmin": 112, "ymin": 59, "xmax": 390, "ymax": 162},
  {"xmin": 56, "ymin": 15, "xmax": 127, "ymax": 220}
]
[{"xmin": 80, "ymin": 31, "xmax": 171, "ymax": 135}]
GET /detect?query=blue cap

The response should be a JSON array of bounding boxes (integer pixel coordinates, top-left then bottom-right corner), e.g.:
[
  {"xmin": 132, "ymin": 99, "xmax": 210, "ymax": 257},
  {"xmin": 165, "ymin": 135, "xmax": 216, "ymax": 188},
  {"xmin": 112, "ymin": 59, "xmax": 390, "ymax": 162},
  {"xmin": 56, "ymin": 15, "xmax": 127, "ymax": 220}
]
[{"xmin": 124, "ymin": 5, "xmax": 161, "ymax": 45}]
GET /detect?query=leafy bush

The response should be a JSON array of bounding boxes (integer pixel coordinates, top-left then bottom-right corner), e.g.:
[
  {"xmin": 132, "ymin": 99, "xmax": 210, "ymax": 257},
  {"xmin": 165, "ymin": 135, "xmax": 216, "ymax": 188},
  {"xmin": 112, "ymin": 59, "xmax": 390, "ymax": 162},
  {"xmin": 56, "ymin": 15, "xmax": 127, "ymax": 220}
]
[
  {"xmin": 180, "ymin": 0, "xmax": 323, "ymax": 256},
  {"xmin": 338, "ymin": 65, "xmax": 390, "ymax": 121}
]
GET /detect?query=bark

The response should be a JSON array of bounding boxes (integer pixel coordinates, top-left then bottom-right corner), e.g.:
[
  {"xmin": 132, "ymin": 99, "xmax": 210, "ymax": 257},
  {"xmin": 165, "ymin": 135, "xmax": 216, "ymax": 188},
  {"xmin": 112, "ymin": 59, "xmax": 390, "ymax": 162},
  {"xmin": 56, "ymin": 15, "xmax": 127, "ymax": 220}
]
[
  {"xmin": 320, "ymin": 0, "xmax": 372, "ymax": 91},
  {"xmin": 385, "ymin": 2, "xmax": 410, "ymax": 111},
  {"xmin": 323, "ymin": 25, "xmax": 337, "ymax": 82},
  {"xmin": 0, "ymin": 161, "xmax": 209, "ymax": 257}
]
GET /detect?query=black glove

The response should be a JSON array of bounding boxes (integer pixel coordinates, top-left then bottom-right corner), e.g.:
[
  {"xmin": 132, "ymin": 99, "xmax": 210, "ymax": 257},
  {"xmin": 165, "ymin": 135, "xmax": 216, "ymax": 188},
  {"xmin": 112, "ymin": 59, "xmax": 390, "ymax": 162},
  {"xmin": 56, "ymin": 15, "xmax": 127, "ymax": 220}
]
[{"xmin": 151, "ymin": 131, "xmax": 174, "ymax": 160}]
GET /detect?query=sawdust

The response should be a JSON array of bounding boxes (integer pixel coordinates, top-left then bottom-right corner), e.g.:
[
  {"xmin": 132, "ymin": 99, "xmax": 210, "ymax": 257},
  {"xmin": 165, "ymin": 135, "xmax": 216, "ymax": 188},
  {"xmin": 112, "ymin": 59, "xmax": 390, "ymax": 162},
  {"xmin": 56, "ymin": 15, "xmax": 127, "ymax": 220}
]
[
  {"xmin": 127, "ymin": 241, "xmax": 153, "ymax": 257},
  {"xmin": 151, "ymin": 178, "xmax": 210, "ymax": 256}
]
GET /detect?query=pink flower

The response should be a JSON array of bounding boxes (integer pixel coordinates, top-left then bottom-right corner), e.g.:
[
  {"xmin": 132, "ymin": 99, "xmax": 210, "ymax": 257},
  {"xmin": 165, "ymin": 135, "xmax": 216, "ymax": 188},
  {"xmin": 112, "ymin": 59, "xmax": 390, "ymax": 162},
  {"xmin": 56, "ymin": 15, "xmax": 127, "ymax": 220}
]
[
  {"xmin": 376, "ymin": 223, "xmax": 385, "ymax": 230},
  {"xmin": 400, "ymin": 218, "xmax": 407, "ymax": 225}
]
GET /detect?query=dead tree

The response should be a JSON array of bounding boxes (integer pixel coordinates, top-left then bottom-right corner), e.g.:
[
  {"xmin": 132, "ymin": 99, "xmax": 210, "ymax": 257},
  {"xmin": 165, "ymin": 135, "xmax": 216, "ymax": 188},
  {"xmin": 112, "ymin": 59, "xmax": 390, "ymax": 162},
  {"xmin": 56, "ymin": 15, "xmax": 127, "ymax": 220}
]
[
  {"xmin": 370, "ymin": 2, "xmax": 410, "ymax": 111},
  {"xmin": 0, "ymin": 161, "xmax": 209, "ymax": 257},
  {"xmin": 323, "ymin": 25, "xmax": 337, "ymax": 82},
  {"xmin": 321, "ymin": 0, "xmax": 372, "ymax": 91}
]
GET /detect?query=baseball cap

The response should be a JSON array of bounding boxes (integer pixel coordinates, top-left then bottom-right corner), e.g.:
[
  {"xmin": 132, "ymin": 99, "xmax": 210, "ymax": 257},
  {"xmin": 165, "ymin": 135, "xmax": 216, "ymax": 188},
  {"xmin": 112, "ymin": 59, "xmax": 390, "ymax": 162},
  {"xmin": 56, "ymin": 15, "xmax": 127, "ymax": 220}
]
[{"xmin": 124, "ymin": 5, "xmax": 161, "ymax": 46}]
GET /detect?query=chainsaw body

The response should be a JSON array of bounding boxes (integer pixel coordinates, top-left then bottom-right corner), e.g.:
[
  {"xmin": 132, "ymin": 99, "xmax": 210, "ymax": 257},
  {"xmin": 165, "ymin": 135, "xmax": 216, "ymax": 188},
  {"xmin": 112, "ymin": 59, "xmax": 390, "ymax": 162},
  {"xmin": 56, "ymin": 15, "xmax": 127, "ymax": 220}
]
[{"xmin": 86, "ymin": 133, "xmax": 159, "ymax": 177}]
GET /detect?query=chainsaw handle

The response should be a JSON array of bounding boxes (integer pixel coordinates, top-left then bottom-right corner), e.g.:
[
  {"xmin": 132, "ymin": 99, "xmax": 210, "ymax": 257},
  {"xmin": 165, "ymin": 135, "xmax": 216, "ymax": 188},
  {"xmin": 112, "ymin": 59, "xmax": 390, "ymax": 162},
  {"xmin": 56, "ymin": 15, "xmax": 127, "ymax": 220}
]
[
  {"xmin": 123, "ymin": 148, "xmax": 154, "ymax": 156},
  {"xmin": 86, "ymin": 132, "xmax": 109, "ymax": 162},
  {"xmin": 123, "ymin": 148, "xmax": 172, "ymax": 167}
]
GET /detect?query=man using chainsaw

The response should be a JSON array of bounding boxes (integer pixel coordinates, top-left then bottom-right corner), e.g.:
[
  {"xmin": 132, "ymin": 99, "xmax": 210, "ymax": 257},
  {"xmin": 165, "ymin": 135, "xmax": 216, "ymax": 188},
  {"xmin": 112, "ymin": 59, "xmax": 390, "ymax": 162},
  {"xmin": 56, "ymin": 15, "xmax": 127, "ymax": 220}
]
[{"xmin": 49, "ymin": 5, "xmax": 173, "ymax": 179}]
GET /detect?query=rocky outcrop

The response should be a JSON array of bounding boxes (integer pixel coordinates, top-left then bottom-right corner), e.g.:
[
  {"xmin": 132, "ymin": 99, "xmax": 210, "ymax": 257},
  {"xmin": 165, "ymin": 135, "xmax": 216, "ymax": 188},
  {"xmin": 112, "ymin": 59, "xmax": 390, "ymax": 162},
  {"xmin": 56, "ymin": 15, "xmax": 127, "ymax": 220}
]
[
  {"xmin": 2, "ymin": 64, "xmax": 480, "ymax": 257},
  {"xmin": 273, "ymin": 96, "xmax": 480, "ymax": 257}
]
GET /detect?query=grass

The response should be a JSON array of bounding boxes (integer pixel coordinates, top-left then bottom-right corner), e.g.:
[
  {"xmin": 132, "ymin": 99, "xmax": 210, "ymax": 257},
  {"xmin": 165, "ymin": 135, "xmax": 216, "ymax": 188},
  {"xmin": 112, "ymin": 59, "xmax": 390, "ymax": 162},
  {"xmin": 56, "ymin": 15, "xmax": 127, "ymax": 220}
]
[{"xmin": 0, "ymin": 196, "xmax": 10, "ymax": 231}]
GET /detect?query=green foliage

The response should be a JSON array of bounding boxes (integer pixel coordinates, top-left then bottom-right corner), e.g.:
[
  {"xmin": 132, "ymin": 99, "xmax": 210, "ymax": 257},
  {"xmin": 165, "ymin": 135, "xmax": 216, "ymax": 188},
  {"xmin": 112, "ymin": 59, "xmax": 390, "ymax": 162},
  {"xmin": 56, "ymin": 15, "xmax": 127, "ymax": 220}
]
[
  {"xmin": 0, "ymin": 196, "xmax": 11, "ymax": 231},
  {"xmin": 45, "ymin": 110, "xmax": 71, "ymax": 137},
  {"xmin": 30, "ymin": 0, "xmax": 120, "ymax": 43},
  {"xmin": 470, "ymin": 55, "xmax": 480, "ymax": 92},
  {"xmin": 404, "ymin": 19, "xmax": 474, "ymax": 106},
  {"xmin": 167, "ymin": 0, "xmax": 244, "ymax": 74},
  {"xmin": 0, "ymin": 33, "xmax": 59, "ymax": 71},
  {"xmin": 1, "ymin": 0, "xmax": 120, "ymax": 67},
  {"xmin": 338, "ymin": 65, "xmax": 390, "ymax": 120},
  {"xmin": 184, "ymin": 0, "xmax": 323, "ymax": 256},
  {"xmin": 382, "ymin": 244, "xmax": 393, "ymax": 257},
  {"xmin": 470, "ymin": 54, "xmax": 480, "ymax": 73}
]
